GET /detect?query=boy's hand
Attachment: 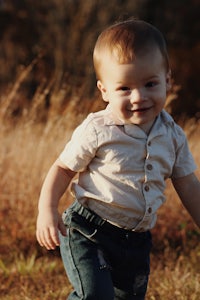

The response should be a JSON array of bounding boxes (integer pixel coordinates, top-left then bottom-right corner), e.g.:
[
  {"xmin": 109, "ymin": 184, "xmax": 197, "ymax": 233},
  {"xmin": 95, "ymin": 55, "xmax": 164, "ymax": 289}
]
[
  {"xmin": 36, "ymin": 208, "xmax": 67, "ymax": 250},
  {"xmin": 36, "ymin": 159, "xmax": 75, "ymax": 250}
]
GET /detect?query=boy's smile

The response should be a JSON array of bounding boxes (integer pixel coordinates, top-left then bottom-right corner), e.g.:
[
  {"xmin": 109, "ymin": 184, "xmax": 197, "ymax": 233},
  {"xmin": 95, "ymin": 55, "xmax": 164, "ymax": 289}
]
[{"xmin": 97, "ymin": 47, "xmax": 171, "ymax": 133}]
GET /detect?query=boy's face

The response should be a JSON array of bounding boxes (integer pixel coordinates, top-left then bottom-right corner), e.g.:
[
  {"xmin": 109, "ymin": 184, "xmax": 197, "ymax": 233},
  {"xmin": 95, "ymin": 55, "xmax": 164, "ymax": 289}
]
[{"xmin": 97, "ymin": 47, "xmax": 171, "ymax": 133}]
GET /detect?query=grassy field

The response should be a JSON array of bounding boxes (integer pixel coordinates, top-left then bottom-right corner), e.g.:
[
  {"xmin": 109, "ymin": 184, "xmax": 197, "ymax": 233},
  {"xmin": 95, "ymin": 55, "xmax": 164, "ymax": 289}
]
[{"xmin": 0, "ymin": 97, "xmax": 200, "ymax": 300}]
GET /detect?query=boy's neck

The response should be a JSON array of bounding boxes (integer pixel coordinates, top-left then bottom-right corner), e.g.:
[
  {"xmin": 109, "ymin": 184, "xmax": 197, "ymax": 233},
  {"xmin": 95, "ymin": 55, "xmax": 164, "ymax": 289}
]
[{"xmin": 137, "ymin": 118, "xmax": 157, "ymax": 135}]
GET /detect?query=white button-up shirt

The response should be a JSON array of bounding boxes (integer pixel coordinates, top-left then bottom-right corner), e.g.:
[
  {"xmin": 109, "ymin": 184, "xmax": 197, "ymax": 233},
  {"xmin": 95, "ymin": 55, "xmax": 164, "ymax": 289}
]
[{"xmin": 60, "ymin": 106, "xmax": 196, "ymax": 231}]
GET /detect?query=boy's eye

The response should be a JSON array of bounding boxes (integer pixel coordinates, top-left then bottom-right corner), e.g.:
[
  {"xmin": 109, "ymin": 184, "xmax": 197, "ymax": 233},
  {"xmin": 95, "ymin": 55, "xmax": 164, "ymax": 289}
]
[
  {"xmin": 120, "ymin": 86, "xmax": 130, "ymax": 91},
  {"xmin": 146, "ymin": 81, "xmax": 157, "ymax": 88}
]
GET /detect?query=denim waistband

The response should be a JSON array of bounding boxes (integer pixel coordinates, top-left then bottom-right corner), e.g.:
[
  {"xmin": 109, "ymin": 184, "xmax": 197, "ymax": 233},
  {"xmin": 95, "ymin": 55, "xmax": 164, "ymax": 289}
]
[{"xmin": 70, "ymin": 200, "xmax": 148, "ymax": 239}]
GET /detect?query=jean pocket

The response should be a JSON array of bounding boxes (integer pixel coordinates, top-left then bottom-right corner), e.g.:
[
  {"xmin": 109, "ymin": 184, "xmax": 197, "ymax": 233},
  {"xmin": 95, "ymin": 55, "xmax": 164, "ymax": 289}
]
[{"xmin": 69, "ymin": 212, "xmax": 99, "ymax": 241}]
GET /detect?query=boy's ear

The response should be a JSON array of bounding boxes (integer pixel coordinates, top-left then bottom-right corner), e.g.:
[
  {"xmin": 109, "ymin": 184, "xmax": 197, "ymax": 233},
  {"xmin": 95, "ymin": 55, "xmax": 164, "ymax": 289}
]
[
  {"xmin": 97, "ymin": 80, "xmax": 109, "ymax": 102},
  {"xmin": 166, "ymin": 69, "xmax": 172, "ymax": 91}
]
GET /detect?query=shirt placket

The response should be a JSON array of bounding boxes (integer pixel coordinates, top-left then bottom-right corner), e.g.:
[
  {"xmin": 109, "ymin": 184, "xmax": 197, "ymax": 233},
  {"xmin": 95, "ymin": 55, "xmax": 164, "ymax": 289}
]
[{"xmin": 134, "ymin": 138, "xmax": 155, "ymax": 231}]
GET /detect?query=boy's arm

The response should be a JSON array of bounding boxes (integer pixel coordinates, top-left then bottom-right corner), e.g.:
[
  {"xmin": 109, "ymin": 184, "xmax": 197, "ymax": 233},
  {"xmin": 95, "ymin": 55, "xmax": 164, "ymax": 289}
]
[
  {"xmin": 36, "ymin": 158, "xmax": 76, "ymax": 250},
  {"xmin": 172, "ymin": 172, "xmax": 200, "ymax": 228}
]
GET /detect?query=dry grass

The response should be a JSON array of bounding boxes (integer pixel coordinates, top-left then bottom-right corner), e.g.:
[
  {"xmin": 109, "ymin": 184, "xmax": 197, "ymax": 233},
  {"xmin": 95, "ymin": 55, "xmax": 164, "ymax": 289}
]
[{"xmin": 0, "ymin": 98, "xmax": 200, "ymax": 299}]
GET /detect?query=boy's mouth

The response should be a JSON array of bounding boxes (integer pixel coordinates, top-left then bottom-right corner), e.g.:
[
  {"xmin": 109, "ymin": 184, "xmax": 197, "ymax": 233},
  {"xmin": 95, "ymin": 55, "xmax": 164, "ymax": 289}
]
[{"xmin": 128, "ymin": 106, "xmax": 152, "ymax": 113}]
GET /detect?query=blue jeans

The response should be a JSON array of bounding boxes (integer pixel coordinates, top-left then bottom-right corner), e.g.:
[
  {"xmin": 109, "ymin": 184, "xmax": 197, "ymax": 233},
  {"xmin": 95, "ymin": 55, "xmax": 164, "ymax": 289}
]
[{"xmin": 59, "ymin": 201, "xmax": 152, "ymax": 300}]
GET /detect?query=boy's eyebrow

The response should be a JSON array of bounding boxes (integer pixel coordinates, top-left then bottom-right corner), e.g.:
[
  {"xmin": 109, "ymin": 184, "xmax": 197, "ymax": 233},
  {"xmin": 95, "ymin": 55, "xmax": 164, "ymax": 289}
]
[
  {"xmin": 116, "ymin": 75, "xmax": 159, "ymax": 84},
  {"xmin": 115, "ymin": 80, "xmax": 132, "ymax": 86},
  {"xmin": 145, "ymin": 75, "xmax": 160, "ymax": 80}
]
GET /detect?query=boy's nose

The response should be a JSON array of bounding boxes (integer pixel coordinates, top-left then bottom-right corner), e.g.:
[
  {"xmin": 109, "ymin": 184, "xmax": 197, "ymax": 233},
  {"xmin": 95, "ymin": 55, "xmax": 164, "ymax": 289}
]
[{"xmin": 130, "ymin": 88, "xmax": 145, "ymax": 103}]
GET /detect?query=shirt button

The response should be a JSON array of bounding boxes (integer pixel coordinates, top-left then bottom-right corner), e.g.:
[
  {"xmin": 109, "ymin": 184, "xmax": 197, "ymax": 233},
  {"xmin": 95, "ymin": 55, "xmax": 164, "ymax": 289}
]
[
  {"xmin": 144, "ymin": 185, "xmax": 150, "ymax": 192},
  {"xmin": 148, "ymin": 141, "xmax": 151, "ymax": 146},
  {"xmin": 147, "ymin": 164, "xmax": 153, "ymax": 170},
  {"xmin": 148, "ymin": 207, "xmax": 152, "ymax": 214}
]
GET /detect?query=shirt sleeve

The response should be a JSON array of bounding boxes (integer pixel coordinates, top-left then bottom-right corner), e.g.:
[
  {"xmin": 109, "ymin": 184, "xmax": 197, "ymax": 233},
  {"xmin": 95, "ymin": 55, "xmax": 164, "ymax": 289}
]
[
  {"xmin": 171, "ymin": 124, "xmax": 197, "ymax": 178},
  {"xmin": 59, "ymin": 114, "xmax": 98, "ymax": 172}
]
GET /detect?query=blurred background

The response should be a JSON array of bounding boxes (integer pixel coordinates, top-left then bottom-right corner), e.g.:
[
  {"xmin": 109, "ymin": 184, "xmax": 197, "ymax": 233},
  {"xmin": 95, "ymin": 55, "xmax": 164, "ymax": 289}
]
[{"xmin": 0, "ymin": 0, "xmax": 200, "ymax": 124}]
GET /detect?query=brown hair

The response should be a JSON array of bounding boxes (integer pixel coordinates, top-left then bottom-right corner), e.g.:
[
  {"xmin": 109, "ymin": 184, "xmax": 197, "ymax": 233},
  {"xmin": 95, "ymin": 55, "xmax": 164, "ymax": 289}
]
[{"xmin": 93, "ymin": 19, "xmax": 169, "ymax": 79}]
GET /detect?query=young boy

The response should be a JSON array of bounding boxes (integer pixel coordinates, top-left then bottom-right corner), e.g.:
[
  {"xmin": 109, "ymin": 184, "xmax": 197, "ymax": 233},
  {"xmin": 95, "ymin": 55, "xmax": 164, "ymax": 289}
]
[{"xmin": 36, "ymin": 19, "xmax": 200, "ymax": 299}]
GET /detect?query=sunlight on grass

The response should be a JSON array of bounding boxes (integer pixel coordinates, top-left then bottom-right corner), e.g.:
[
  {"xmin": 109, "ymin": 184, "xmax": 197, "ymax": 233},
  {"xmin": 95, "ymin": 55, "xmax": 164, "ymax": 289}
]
[
  {"xmin": 148, "ymin": 246, "xmax": 200, "ymax": 299},
  {"xmin": 0, "ymin": 250, "xmax": 72, "ymax": 299}
]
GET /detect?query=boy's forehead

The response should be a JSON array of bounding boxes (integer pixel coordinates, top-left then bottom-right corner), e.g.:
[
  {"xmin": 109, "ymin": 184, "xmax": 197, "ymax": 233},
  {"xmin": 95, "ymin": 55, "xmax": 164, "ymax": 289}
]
[{"xmin": 98, "ymin": 47, "xmax": 166, "ymax": 81}]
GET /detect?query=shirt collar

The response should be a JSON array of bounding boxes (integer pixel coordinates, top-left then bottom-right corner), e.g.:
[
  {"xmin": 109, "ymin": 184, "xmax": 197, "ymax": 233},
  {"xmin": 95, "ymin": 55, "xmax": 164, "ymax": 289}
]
[
  {"xmin": 103, "ymin": 105, "xmax": 173, "ymax": 125},
  {"xmin": 102, "ymin": 105, "xmax": 174, "ymax": 138},
  {"xmin": 148, "ymin": 110, "xmax": 174, "ymax": 139}
]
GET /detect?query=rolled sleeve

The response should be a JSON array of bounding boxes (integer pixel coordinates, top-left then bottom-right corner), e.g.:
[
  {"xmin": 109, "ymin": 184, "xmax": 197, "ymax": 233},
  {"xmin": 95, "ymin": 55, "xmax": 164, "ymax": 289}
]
[{"xmin": 59, "ymin": 115, "xmax": 98, "ymax": 172}]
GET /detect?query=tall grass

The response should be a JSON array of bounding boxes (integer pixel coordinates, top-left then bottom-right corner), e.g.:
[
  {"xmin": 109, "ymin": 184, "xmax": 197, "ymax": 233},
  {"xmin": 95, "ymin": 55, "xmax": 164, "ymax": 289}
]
[{"xmin": 0, "ymin": 69, "xmax": 200, "ymax": 299}]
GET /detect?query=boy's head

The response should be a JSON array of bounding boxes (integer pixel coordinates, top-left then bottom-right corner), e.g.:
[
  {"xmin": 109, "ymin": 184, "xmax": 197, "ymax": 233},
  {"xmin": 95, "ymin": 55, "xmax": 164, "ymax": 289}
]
[
  {"xmin": 93, "ymin": 19, "xmax": 171, "ymax": 132},
  {"xmin": 93, "ymin": 19, "xmax": 169, "ymax": 81}
]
